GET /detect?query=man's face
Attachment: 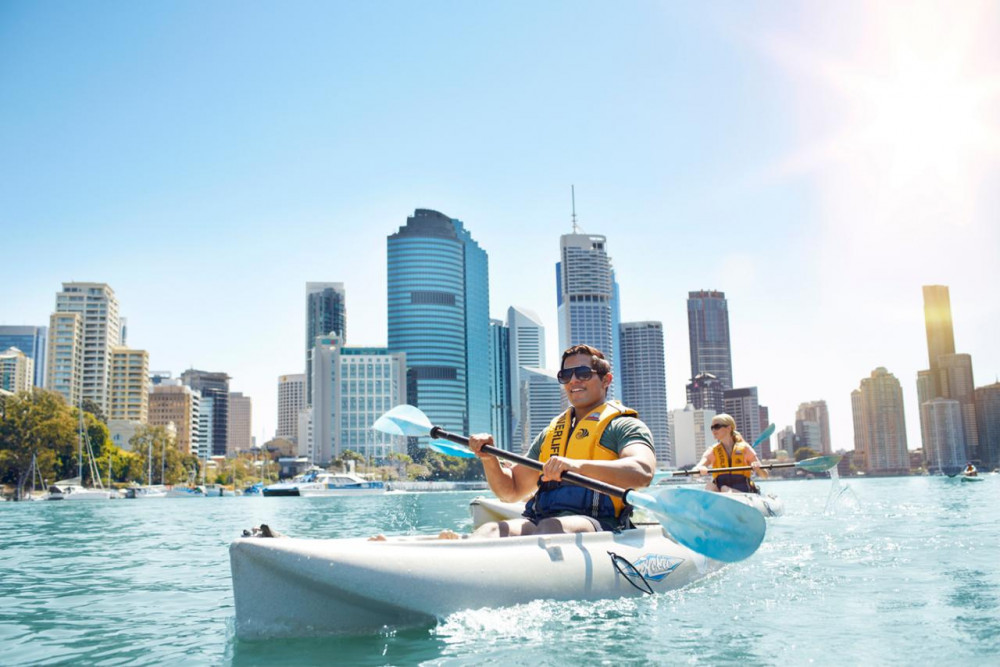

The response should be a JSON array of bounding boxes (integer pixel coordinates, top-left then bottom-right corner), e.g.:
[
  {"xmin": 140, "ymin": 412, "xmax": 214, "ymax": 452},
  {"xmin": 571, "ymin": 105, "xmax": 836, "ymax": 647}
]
[{"xmin": 560, "ymin": 352, "xmax": 609, "ymax": 411}]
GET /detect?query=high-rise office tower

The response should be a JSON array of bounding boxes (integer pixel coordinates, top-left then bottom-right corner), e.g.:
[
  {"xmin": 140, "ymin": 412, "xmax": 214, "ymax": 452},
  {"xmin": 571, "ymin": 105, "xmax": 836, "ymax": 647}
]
[
  {"xmin": 507, "ymin": 306, "xmax": 545, "ymax": 450},
  {"xmin": 758, "ymin": 405, "xmax": 772, "ymax": 458},
  {"xmin": 387, "ymin": 209, "xmax": 490, "ymax": 437},
  {"xmin": 276, "ymin": 374, "xmax": 306, "ymax": 443},
  {"xmin": 0, "ymin": 326, "xmax": 47, "ymax": 388},
  {"xmin": 687, "ymin": 290, "xmax": 733, "ymax": 390},
  {"xmin": 46, "ymin": 312, "xmax": 83, "ymax": 407},
  {"xmin": 620, "ymin": 321, "xmax": 670, "ymax": 466},
  {"xmin": 795, "ymin": 400, "xmax": 832, "ymax": 455},
  {"xmin": 556, "ymin": 233, "xmax": 621, "ymax": 399},
  {"xmin": 306, "ymin": 283, "xmax": 346, "ymax": 405},
  {"xmin": 852, "ymin": 367, "xmax": 909, "ymax": 475},
  {"xmin": 923, "ymin": 285, "xmax": 955, "ymax": 377},
  {"xmin": 54, "ymin": 282, "xmax": 121, "ymax": 413},
  {"xmin": 935, "ymin": 353, "xmax": 979, "ymax": 461},
  {"xmin": 488, "ymin": 319, "xmax": 512, "ymax": 451},
  {"xmin": 723, "ymin": 387, "xmax": 762, "ymax": 449},
  {"xmin": 920, "ymin": 398, "xmax": 966, "ymax": 473},
  {"xmin": 519, "ymin": 368, "xmax": 566, "ymax": 453},
  {"xmin": 180, "ymin": 369, "xmax": 230, "ymax": 457},
  {"xmin": 668, "ymin": 404, "xmax": 716, "ymax": 468},
  {"xmin": 776, "ymin": 426, "xmax": 797, "ymax": 457},
  {"xmin": 311, "ymin": 335, "xmax": 407, "ymax": 463},
  {"xmin": 148, "ymin": 382, "xmax": 200, "ymax": 455},
  {"xmin": 0, "ymin": 347, "xmax": 34, "ymax": 393},
  {"xmin": 227, "ymin": 392, "xmax": 253, "ymax": 453},
  {"xmin": 975, "ymin": 382, "xmax": 1000, "ymax": 470},
  {"xmin": 107, "ymin": 347, "xmax": 149, "ymax": 423},
  {"xmin": 686, "ymin": 372, "xmax": 725, "ymax": 413}
]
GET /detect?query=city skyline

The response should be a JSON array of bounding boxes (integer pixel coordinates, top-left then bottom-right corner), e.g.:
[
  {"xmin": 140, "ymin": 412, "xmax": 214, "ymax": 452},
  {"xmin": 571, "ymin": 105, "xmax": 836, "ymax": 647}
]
[{"xmin": 3, "ymin": 3, "xmax": 999, "ymax": 455}]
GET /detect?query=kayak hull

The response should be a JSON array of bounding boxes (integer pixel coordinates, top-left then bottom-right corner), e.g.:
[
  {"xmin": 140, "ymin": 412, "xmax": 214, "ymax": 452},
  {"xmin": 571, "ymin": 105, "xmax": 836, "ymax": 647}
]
[{"xmin": 230, "ymin": 526, "xmax": 721, "ymax": 639}]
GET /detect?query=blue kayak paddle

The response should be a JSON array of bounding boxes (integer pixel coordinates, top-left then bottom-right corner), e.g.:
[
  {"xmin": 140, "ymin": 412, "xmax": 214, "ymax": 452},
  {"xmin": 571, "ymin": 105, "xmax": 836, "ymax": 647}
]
[{"xmin": 373, "ymin": 404, "xmax": 766, "ymax": 563}]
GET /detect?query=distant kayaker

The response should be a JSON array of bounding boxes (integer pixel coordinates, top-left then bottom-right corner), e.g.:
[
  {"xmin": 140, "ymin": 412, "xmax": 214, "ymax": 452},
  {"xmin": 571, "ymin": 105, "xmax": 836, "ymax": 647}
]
[
  {"xmin": 463, "ymin": 344, "xmax": 656, "ymax": 537},
  {"xmin": 694, "ymin": 414, "xmax": 767, "ymax": 494},
  {"xmin": 964, "ymin": 462, "xmax": 978, "ymax": 477}
]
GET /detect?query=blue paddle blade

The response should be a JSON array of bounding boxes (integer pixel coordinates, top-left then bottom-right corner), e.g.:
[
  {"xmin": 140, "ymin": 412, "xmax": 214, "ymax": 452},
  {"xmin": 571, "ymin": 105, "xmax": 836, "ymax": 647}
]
[
  {"xmin": 426, "ymin": 440, "xmax": 477, "ymax": 458},
  {"xmin": 372, "ymin": 404, "xmax": 433, "ymax": 437},
  {"xmin": 629, "ymin": 487, "xmax": 766, "ymax": 563},
  {"xmin": 797, "ymin": 455, "xmax": 842, "ymax": 473}
]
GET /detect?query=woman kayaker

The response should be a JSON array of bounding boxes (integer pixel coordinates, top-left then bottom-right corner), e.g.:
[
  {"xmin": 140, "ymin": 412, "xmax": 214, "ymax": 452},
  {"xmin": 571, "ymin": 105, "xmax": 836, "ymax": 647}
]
[
  {"xmin": 694, "ymin": 414, "xmax": 766, "ymax": 493},
  {"xmin": 463, "ymin": 344, "xmax": 656, "ymax": 538}
]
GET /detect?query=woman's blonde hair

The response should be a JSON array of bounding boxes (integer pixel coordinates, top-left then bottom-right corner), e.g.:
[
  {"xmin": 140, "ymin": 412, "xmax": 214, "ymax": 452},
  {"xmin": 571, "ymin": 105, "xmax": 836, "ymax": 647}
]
[{"xmin": 711, "ymin": 413, "xmax": 745, "ymax": 443}]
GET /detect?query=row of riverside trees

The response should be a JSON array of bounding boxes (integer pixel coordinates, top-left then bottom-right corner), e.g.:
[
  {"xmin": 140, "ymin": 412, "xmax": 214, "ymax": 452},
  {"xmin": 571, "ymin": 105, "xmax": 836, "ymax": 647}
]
[
  {"xmin": 1, "ymin": 388, "xmax": 488, "ymax": 496},
  {"xmin": 1, "ymin": 388, "xmax": 202, "ymax": 495}
]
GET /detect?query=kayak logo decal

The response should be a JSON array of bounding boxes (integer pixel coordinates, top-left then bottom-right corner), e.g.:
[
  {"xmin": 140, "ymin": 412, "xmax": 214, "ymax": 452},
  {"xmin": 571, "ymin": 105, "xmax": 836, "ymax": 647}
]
[{"xmin": 631, "ymin": 553, "xmax": 683, "ymax": 582}]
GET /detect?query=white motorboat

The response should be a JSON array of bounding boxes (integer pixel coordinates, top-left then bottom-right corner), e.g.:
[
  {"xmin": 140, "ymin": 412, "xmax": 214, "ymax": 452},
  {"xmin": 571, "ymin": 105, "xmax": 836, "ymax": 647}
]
[
  {"xmin": 124, "ymin": 485, "xmax": 168, "ymax": 499},
  {"xmin": 46, "ymin": 478, "xmax": 115, "ymax": 501},
  {"xmin": 262, "ymin": 467, "xmax": 325, "ymax": 497},
  {"xmin": 203, "ymin": 484, "xmax": 237, "ymax": 497},
  {"xmin": 296, "ymin": 472, "xmax": 387, "ymax": 497},
  {"xmin": 230, "ymin": 525, "xmax": 724, "ymax": 639},
  {"xmin": 165, "ymin": 485, "xmax": 207, "ymax": 498},
  {"xmin": 469, "ymin": 489, "xmax": 784, "ymax": 529}
]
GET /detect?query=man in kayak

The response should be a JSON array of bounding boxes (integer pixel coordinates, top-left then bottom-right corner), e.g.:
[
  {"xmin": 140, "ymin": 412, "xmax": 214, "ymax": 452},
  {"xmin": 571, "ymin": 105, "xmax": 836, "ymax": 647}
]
[
  {"xmin": 694, "ymin": 413, "xmax": 766, "ymax": 493},
  {"xmin": 464, "ymin": 344, "xmax": 656, "ymax": 537},
  {"xmin": 964, "ymin": 462, "xmax": 978, "ymax": 477}
]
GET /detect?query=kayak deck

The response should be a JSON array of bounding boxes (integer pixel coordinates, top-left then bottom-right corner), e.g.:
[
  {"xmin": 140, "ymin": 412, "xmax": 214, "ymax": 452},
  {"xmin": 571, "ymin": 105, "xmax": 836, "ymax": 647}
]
[{"xmin": 230, "ymin": 526, "xmax": 721, "ymax": 639}]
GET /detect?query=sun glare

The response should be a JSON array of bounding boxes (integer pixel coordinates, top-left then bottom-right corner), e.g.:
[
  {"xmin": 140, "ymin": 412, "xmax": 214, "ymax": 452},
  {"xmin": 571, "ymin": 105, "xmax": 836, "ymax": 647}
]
[{"xmin": 759, "ymin": 2, "xmax": 1000, "ymax": 200}]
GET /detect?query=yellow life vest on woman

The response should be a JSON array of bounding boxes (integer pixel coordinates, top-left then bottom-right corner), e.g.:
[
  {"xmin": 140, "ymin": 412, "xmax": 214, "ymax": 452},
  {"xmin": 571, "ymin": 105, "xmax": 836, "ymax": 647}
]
[
  {"xmin": 536, "ymin": 401, "xmax": 638, "ymax": 518},
  {"xmin": 710, "ymin": 442, "xmax": 752, "ymax": 481}
]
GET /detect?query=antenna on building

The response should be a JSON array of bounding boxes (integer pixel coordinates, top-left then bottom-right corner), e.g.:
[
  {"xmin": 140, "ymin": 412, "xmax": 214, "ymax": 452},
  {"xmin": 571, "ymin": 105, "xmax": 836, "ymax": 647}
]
[{"xmin": 570, "ymin": 185, "xmax": 581, "ymax": 233}]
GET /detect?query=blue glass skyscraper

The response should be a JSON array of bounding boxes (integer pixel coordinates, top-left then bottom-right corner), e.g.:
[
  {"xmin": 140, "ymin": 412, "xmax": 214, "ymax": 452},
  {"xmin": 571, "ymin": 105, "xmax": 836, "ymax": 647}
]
[
  {"xmin": 387, "ymin": 209, "xmax": 490, "ymax": 437},
  {"xmin": 0, "ymin": 325, "xmax": 47, "ymax": 388}
]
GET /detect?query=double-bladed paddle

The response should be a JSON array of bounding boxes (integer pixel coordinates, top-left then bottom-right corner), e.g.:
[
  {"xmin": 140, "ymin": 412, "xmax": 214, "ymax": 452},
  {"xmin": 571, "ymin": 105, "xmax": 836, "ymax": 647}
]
[
  {"xmin": 373, "ymin": 404, "xmax": 765, "ymax": 563},
  {"xmin": 654, "ymin": 455, "xmax": 843, "ymax": 482}
]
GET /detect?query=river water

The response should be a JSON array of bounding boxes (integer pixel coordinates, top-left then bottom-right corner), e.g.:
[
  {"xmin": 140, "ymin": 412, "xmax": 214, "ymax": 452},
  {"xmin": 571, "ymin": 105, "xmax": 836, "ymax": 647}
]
[{"xmin": 2, "ymin": 476, "xmax": 997, "ymax": 666}]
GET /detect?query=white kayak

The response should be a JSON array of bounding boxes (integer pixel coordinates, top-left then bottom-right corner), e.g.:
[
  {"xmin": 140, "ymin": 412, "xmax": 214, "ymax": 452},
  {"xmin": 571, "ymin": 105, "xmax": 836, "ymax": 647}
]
[
  {"xmin": 469, "ymin": 490, "xmax": 784, "ymax": 529},
  {"xmin": 230, "ymin": 526, "xmax": 724, "ymax": 639}
]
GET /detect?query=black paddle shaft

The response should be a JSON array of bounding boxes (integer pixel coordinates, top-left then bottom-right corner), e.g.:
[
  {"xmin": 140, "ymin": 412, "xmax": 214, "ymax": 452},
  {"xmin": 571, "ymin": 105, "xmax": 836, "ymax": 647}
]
[
  {"xmin": 674, "ymin": 461, "xmax": 798, "ymax": 476},
  {"xmin": 429, "ymin": 426, "xmax": 634, "ymax": 502}
]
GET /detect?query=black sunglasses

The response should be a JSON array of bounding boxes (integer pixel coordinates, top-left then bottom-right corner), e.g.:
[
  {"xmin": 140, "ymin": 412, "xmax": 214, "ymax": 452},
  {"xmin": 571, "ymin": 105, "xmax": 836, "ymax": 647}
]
[
  {"xmin": 710, "ymin": 424, "xmax": 727, "ymax": 430},
  {"xmin": 557, "ymin": 365, "xmax": 600, "ymax": 384}
]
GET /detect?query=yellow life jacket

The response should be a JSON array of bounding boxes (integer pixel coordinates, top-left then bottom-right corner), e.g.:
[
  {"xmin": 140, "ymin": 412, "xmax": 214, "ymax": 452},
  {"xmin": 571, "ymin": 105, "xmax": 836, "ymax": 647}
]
[
  {"xmin": 536, "ymin": 401, "xmax": 638, "ymax": 517},
  {"xmin": 711, "ymin": 442, "xmax": 753, "ymax": 481}
]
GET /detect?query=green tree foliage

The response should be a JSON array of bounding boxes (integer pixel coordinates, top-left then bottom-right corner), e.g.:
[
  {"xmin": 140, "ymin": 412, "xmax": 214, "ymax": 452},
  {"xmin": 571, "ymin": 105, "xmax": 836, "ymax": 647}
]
[
  {"xmin": 794, "ymin": 446, "xmax": 818, "ymax": 462},
  {"xmin": 0, "ymin": 389, "xmax": 79, "ymax": 486},
  {"xmin": 81, "ymin": 397, "xmax": 106, "ymax": 424},
  {"xmin": 129, "ymin": 424, "xmax": 199, "ymax": 486}
]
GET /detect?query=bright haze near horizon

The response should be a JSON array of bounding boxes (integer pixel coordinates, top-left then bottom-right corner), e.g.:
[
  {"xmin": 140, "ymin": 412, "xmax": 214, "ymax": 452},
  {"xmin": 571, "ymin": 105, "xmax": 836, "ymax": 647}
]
[{"xmin": 2, "ymin": 2, "xmax": 999, "ymax": 456}]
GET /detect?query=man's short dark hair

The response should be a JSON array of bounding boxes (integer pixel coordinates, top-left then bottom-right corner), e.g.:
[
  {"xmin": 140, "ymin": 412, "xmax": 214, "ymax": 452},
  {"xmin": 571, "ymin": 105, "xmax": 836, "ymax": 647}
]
[{"xmin": 561, "ymin": 344, "xmax": 611, "ymax": 375}]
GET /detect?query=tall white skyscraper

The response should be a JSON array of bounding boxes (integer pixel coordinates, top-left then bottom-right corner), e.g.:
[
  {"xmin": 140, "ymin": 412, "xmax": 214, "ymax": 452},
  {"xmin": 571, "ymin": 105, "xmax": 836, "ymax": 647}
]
[
  {"xmin": 507, "ymin": 306, "xmax": 545, "ymax": 450},
  {"xmin": 54, "ymin": 282, "xmax": 121, "ymax": 413},
  {"xmin": 312, "ymin": 335, "xmax": 407, "ymax": 464},
  {"xmin": 556, "ymin": 233, "xmax": 621, "ymax": 399},
  {"xmin": 46, "ymin": 312, "xmax": 83, "ymax": 407},
  {"xmin": 669, "ymin": 404, "xmax": 716, "ymax": 468},
  {"xmin": 276, "ymin": 374, "xmax": 306, "ymax": 443},
  {"xmin": 306, "ymin": 282, "xmax": 346, "ymax": 405},
  {"xmin": 519, "ymin": 367, "xmax": 566, "ymax": 453},
  {"xmin": 920, "ymin": 398, "xmax": 966, "ymax": 473},
  {"xmin": 619, "ymin": 321, "xmax": 670, "ymax": 467}
]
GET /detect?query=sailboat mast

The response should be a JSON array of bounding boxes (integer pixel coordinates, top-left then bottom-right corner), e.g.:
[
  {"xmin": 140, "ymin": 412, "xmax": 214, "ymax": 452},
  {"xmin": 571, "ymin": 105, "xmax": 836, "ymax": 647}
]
[{"xmin": 78, "ymin": 403, "xmax": 84, "ymax": 482}]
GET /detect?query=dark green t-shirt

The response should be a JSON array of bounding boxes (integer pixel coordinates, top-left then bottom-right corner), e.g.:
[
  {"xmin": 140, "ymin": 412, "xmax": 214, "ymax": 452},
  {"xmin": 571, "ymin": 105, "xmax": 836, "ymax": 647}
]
[{"xmin": 526, "ymin": 415, "xmax": 654, "ymax": 460}]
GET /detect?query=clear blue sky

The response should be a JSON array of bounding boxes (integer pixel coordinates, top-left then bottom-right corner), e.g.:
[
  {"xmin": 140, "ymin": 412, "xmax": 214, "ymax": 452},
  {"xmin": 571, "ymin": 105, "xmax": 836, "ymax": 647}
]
[{"xmin": 3, "ymin": 1, "xmax": 998, "ymax": 454}]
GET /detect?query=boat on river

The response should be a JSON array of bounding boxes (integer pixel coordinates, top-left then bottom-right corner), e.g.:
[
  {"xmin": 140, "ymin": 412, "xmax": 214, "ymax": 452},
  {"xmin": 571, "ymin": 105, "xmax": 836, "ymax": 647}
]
[
  {"xmin": 961, "ymin": 474, "xmax": 984, "ymax": 483},
  {"xmin": 230, "ymin": 525, "xmax": 724, "ymax": 639},
  {"xmin": 469, "ymin": 489, "xmax": 784, "ymax": 528},
  {"xmin": 296, "ymin": 472, "xmax": 387, "ymax": 497}
]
